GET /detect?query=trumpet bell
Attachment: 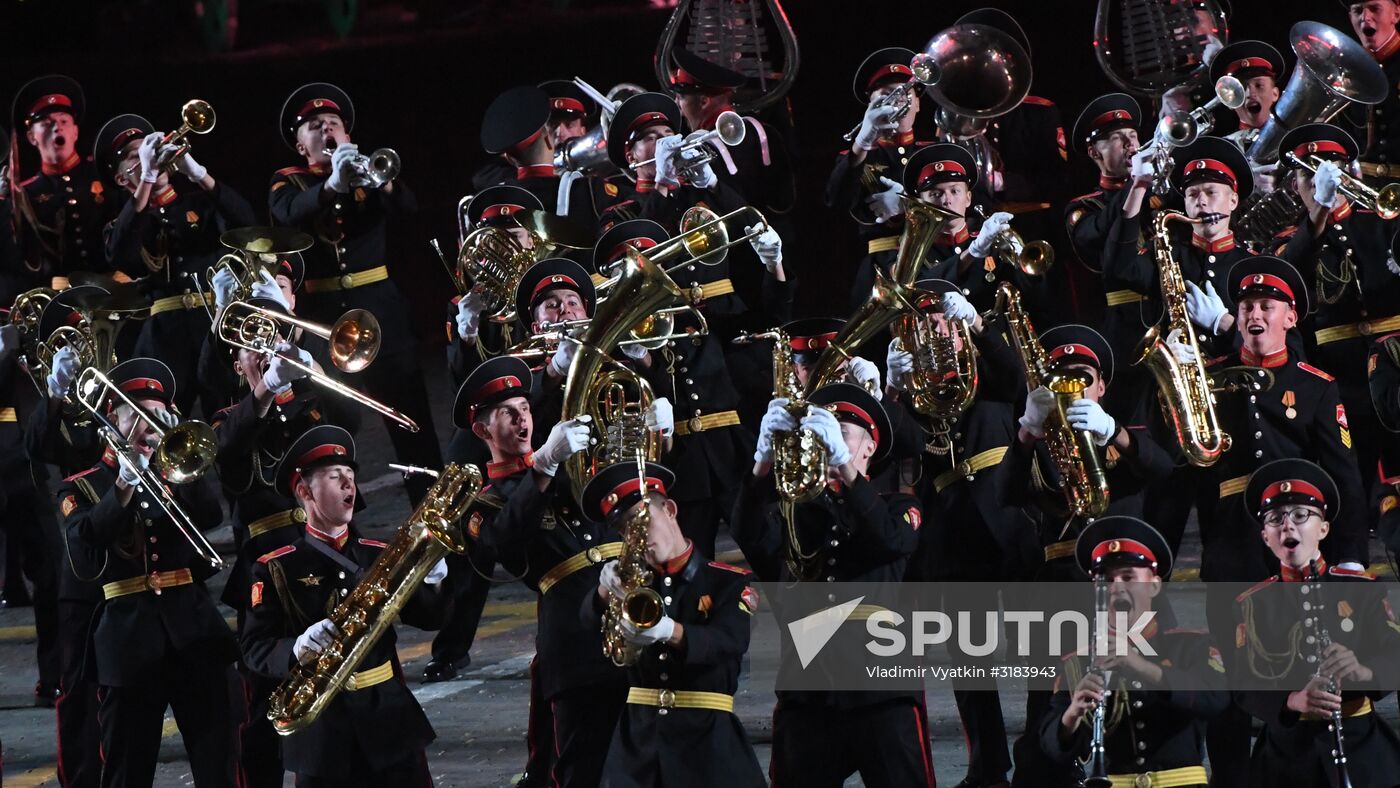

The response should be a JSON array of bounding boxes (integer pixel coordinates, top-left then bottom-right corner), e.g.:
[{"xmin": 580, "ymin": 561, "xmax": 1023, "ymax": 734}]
[
  {"xmin": 1375, "ymin": 184, "xmax": 1400, "ymax": 221},
  {"xmin": 1019, "ymin": 240, "xmax": 1056, "ymax": 276},
  {"xmin": 329, "ymin": 309, "xmax": 382, "ymax": 373},
  {"xmin": 366, "ymin": 149, "xmax": 401, "ymax": 187},
  {"xmin": 181, "ymin": 100, "xmax": 216, "ymax": 135},
  {"xmin": 1214, "ymin": 76, "xmax": 1246, "ymax": 110},
  {"xmin": 714, "ymin": 110, "xmax": 747, "ymax": 147},
  {"xmin": 677, "ymin": 206, "xmax": 731, "ymax": 266},
  {"xmin": 154, "ymin": 421, "xmax": 219, "ymax": 485},
  {"xmin": 1156, "ymin": 110, "xmax": 1198, "ymax": 147}
]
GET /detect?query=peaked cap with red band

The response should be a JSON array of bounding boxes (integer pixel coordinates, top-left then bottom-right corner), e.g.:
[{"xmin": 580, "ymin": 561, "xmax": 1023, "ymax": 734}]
[
  {"xmin": 1246, "ymin": 458, "xmax": 1339, "ymax": 523},
  {"xmin": 279, "ymin": 82, "xmax": 354, "ymax": 150},
  {"xmin": 92, "ymin": 114, "xmax": 154, "ymax": 177},
  {"xmin": 277, "ymin": 424, "xmax": 358, "ymax": 499},
  {"xmin": 852, "ymin": 47, "xmax": 920, "ymax": 103},
  {"xmin": 12, "ymin": 75, "xmax": 85, "ymax": 129},
  {"xmin": 454, "ymin": 356, "xmax": 533, "ymax": 429},
  {"xmin": 607, "ymin": 92, "xmax": 682, "ymax": 170},
  {"xmin": 464, "ymin": 185, "xmax": 544, "ymax": 231},
  {"xmin": 593, "ymin": 219, "xmax": 671, "ymax": 275},
  {"xmin": 670, "ymin": 48, "xmax": 746, "ymax": 95},
  {"xmin": 1210, "ymin": 40, "xmax": 1285, "ymax": 85},
  {"xmin": 903, "ymin": 143, "xmax": 979, "ymax": 194},
  {"xmin": 1227, "ymin": 255, "xmax": 1309, "ymax": 316},
  {"xmin": 481, "ymin": 86, "xmax": 551, "ymax": 156},
  {"xmin": 581, "ymin": 461, "xmax": 678, "ymax": 524},
  {"xmin": 1072, "ymin": 93, "xmax": 1141, "ymax": 150},
  {"xmin": 1075, "ymin": 516, "xmax": 1174, "ymax": 578},
  {"xmin": 514, "ymin": 257, "xmax": 597, "ymax": 328},
  {"xmin": 105, "ymin": 357, "xmax": 176, "ymax": 410},
  {"xmin": 782, "ymin": 317, "xmax": 845, "ymax": 363},
  {"xmin": 809, "ymin": 382, "xmax": 893, "ymax": 462},
  {"xmin": 1170, "ymin": 136, "xmax": 1253, "ymax": 199},
  {"xmin": 1041, "ymin": 323, "xmax": 1115, "ymax": 383},
  {"xmin": 538, "ymin": 79, "xmax": 597, "ymax": 120},
  {"xmin": 1278, "ymin": 123, "xmax": 1359, "ymax": 168}
]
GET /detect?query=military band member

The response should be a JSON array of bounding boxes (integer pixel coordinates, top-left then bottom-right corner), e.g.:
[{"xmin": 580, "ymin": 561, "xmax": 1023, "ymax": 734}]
[
  {"xmin": 581, "ymin": 461, "xmax": 766, "ymax": 788},
  {"xmin": 1041, "ymin": 518, "xmax": 1225, "ymax": 788},
  {"xmin": 1344, "ymin": 0, "xmax": 1400, "ymax": 185},
  {"xmin": 1369, "ymin": 331, "xmax": 1400, "ymax": 550},
  {"xmin": 8, "ymin": 75, "xmax": 112, "ymax": 281},
  {"xmin": 1209, "ymin": 40, "xmax": 1285, "ymax": 153},
  {"xmin": 1233, "ymin": 458, "xmax": 1400, "ymax": 788},
  {"xmin": 733, "ymin": 382, "xmax": 932, "ymax": 787},
  {"xmin": 96, "ymin": 113, "xmax": 256, "ymax": 415},
  {"xmin": 538, "ymin": 79, "xmax": 595, "ymax": 151},
  {"xmin": 269, "ymin": 81, "xmax": 442, "ymax": 503},
  {"xmin": 480, "ymin": 85, "xmax": 595, "ymax": 226},
  {"xmin": 240, "ymin": 424, "xmax": 446, "ymax": 787},
  {"xmin": 56, "ymin": 358, "xmax": 238, "ymax": 787}
]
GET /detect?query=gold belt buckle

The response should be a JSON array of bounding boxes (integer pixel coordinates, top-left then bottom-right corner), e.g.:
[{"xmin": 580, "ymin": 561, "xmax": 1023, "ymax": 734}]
[
  {"xmin": 688, "ymin": 416, "xmax": 704, "ymax": 433},
  {"xmin": 1135, "ymin": 774, "xmax": 1153, "ymax": 788},
  {"xmin": 148, "ymin": 572, "xmax": 163, "ymax": 596},
  {"xmin": 339, "ymin": 274, "xmax": 355, "ymax": 290},
  {"xmin": 954, "ymin": 459, "xmax": 972, "ymax": 477},
  {"xmin": 689, "ymin": 285, "xmax": 705, "ymax": 304},
  {"xmin": 586, "ymin": 547, "xmax": 603, "ymax": 564},
  {"xmin": 657, "ymin": 689, "xmax": 676, "ymax": 710},
  {"xmin": 182, "ymin": 292, "xmax": 197, "ymax": 309}
]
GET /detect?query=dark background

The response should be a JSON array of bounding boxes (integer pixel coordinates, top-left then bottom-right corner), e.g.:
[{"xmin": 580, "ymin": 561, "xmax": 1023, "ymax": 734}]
[{"xmin": 0, "ymin": 0, "xmax": 1339, "ymax": 341}]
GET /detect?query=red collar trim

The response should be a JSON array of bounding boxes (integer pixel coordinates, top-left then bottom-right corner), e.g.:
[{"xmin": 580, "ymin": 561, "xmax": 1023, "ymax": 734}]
[
  {"xmin": 877, "ymin": 129, "xmax": 916, "ymax": 148},
  {"xmin": 41, "ymin": 151, "xmax": 80, "ymax": 177},
  {"xmin": 274, "ymin": 387, "xmax": 297, "ymax": 406},
  {"xmin": 938, "ymin": 226, "xmax": 971, "ymax": 245},
  {"xmin": 1281, "ymin": 556, "xmax": 1326, "ymax": 583},
  {"xmin": 634, "ymin": 179, "xmax": 655, "ymax": 194},
  {"xmin": 516, "ymin": 164, "xmax": 555, "ymax": 180},
  {"xmin": 1373, "ymin": 31, "xmax": 1400, "ymax": 62},
  {"xmin": 655, "ymin": 541, "xmax": 695, "ymax": 575},
  {"xmin": 305, "ymin": 523, "xmax": 348, "ymax": 551},
  {"xmin": 308, "ymin": 163, "xmax": 330, "ymax": 177},
  {"xmin": 151, "ymin": 186, "xmax": 178, "ymax": 207},
  {"xmin": 487, "ymin": 453, "xmax": 534, "ymax": 480},
  {"xmin": 1099, "ymin": 175, "xmax": 1128, "ymax": 190},
  {"xmin": 1191, "ymin": 233, "xmax": 1235, "ymax": 253},
  {"xmin": 1241, "ymin": 346, "xmax": 1289, "ymax": 368}
]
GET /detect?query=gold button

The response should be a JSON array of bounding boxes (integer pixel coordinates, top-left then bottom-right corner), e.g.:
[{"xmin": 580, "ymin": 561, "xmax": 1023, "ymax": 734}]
[
  {"xmin": 689, "ymin": 285, "xmax": 705, "ymax": 303},
  {"xmin": 182, "ymin": 293, "xmax": 197, "ymax": 309}
]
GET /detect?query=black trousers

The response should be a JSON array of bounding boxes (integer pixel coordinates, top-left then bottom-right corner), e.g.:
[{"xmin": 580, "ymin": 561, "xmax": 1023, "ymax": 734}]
[
  {"xmin": 294, "ymin": 749, "xmax": 432, "ymax": 788},
  {"xmin": 523, "ymin": 656, "xmax": 555, "ymax": 783},
  {"xmin": 429, "ymin": 551, "xmax": 492, "ymax": 665},
  {"xmin": 237, "ymin": 669, "xmax": 284, "ymax": 788},
  {"xmin": 770, "ymin": 699, "xmax": 935, "ymax": 788},
  {"xmin": 56, "ymin": 599, "xmax": 100, "ymax": 788},
  {"xmin": 96, "ymin": 658, "xmax": 239, "ymax": 787},
  {"xmin": 550, "ymin": 682, "xmax": 626, "ymax": 788},
  {"xmin": 2, "ymin": 484, "xmax": 61, "ymax": 686}
]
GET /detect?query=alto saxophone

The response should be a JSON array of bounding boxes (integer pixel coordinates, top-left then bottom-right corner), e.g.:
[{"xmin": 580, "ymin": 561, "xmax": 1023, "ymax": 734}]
[
  {"xmin": 993, "ymin": 283, "xmax": 1110, "ymax": 518},
  {"xmin": 267, "ymin": 463, "xmax": 483, "ymax": 734},
  {"xmin": 601, "ymin": 456, "xmax": 666, "ymax": 667},
  {"xmin": 1132, "ymin": 210, "xmax": 1231, "ymax": 467}
]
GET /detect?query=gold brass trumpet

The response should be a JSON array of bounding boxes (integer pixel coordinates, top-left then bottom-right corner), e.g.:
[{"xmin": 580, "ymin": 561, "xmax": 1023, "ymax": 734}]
[
  {"xmin": 1284, "ymin": 151, "xmax": 1400, "ymax": 220},
  {"xmin": 628, "ymin": 111, "xmax": 746, "ymax": 176},
  {"xmin": 971, "ymin": 206, "xmax": 1053, "ymax": 276},
  {"xmin": 121, "ymin": 99, "xmax": 216, "ymax": 181},
  {"xmin": 321, "ymin": 143, "xmax": 401, "ymax": 188},
  {"xmin": 216, "ymin": 301, "xmax": 420, "ymax": 433},
  {"xmin": 594, "ymin": 205, "xmax": 769, "ymax": 288}
]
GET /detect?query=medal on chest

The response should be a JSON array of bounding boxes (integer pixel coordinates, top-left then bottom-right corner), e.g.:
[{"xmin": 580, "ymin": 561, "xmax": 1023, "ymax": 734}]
[{"xmin": 1282, "ymin": 390, "xmax": 1297, "ymax": 420}]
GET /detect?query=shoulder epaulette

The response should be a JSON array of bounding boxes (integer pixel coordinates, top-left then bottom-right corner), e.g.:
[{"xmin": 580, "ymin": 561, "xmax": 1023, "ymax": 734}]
[
  {"xmin": 1023, "ymin": 95, "xmax": 1055, "ymax": 107},
  {"xmin": 1298, "ymin": 362, "xmax": 1335, "ymax": 381},
  {"xmin": 1236, "ymin": 575, "xmax": 1277, "ymax": 603},
  {"xmin": 708, "ymin": 560, "xmax": 749, "ymax": 575},
  {"xmin": 1273, "ymin": 225, "xmax": 1299, "ymax": 240},
  {"xmin": 358, "ymin": 538, "xmax": 388, "ymax": 549},
  {"xmin": 838, "ymin": 148, "xmax": 852, "ymax": 157},
  {"xmin": 605, "ymin": 199, "xmax": 638, "ymax": 211},
  {"xmin": 19, "ymin": 174, "xmax": 40, "ymax": 188},
  {"xmin": 257, "ymin": 545, "xmax": 296, "ymax": 563},
  {"xmin": 62, "ymin": 466, "xmax": 100, "ymax": 482},
  {"xmin": 451, "ymin": 295, "xmax": 463, "ymax": 306},
  {"xmin": 1329, "ymin": 565, "xmax": 1374, "ymax": 579},
  {"xmin": 1206, "ymin": 354, "xmax": 1231, "ymax": 368},
  {"xmin": 1073, "ymin": 190, "xmax": 1105, "ymax": 202},
  {"xmin": 275, "ymin": 166, "xmax": 310, "ymax": 177}
]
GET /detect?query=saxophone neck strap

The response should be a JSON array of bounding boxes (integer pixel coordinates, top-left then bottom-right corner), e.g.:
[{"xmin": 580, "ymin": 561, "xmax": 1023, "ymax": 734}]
[{"xmin": 303, "ymin": 532, "xmax": 365, "ymax": 580}]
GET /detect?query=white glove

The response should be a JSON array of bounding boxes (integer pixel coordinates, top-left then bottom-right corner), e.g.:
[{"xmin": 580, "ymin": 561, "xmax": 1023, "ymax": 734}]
[
  {"xmin": 754, "ymin": 397, "xmax": 799, "ymax": 463},
  {"xmin": 46, "ymin": 344, "xmax": 80, "ymax": 399},
  {"xmin": 1185, "ymin": 280, "xmax": 1229, "ymax": 335},
  {"xmin": 646, "ymin": 397, "xmax": 674, "ymax": 438},
  {"xmin": 620, "ymin": 614, "xmax": 676, "ymax": 646},
  {"xmin": 211, "ymin": 266, "xmax": 238, "ymax": 314},
  {"xmin": 678, "ymin": 145, "xmax": 718, "ymax": 189},
  {"xmin": 263, "ymin": 340, "xmax": 312, "ymax": 392},
  {"xmin": 116, "ymin": 450, "xmax": 150, "ymax": 488},
  {"xmin": 0, "ymin": 163, "xmax": 9, "ymax": 201},
  {"xmin": 423, "ymin": 557, "xmax": 448, "ymax": 586},
  {"xmin": 152, "ymin": 407, "xmax": 180, "ymax": 430},
  {"xmin": 455, "ymin": 292, "xmax": 485, "ymax": 340},
  {"xmin": 866, "ymin": 176, "xmax": 906, "ymax": 224},
  {"xmin": 854, "ymin": 103, "xmax": 900, "ymax": 152},
  {"xmin": 651, "ymin": 134, "xmax": 686, "ymax": 189},
  {"xmin": 170, "ymin": 145, "xmax": 207, "ymax": 182},
  {"xmin": 293, "ymin": 619, "xmax": 340, "ymax": 664},
  {"xmin": 845, "ymin": 356, "xmax": 882, "ymax": 400},
  {"xmin": 1066, "ymin": 398, "xmax": 1117, "ymax": 447},
  {"xmin": 599, "ymin": 559, "xmax": 624, "ymax": 598},
  {"xmin": 138, "ymin": 132, "xmax": 163, "ymax": 184},
  {"xmin": 548, "ymin": 338, "xmax": 578, "ymax": 378},
  {"xmin": 326, "ymin": 144, "xmax": 361, "ymax": 194},
  {"xmin": 1249, "ymin": 161, "xmax": 1277, "ymax": 196},
  {"xmin": 1019, "ymin": 386, "xmax": 1056, "ymax": 438},
  {"xmin": 0, "ymin": 324, "xmax": 18, "ymax": 357},
  {"xmin": 802, "ymin": 405, "xmax": 853, "ymax": 467},
  {"xmin": 1201, "ymin": 35, "xmax": 1224, "ymax": 66},
  {"xmin": 536, "ymin": 416, "xmax": 593, "ymax": 476},
  {"xmin": 886, "ymin": 338, "xmax": 913, "ymax": 391},
  {"xmin": 249, "ymin": 270, "xmax": 289, "ymax": 309},
  {"xmin": 1130, "ymin": 148, "xmax": 1156, "ymax": 181},
  {"xmin": 621, "ymin": 341, "xmax": 650, "ymax": 361},
  {"xmin": 748, "ymin": 224, "xmax": 783, "ymax": 272},
  {"xmin": 1165, "ymin": 327, "xmax": 1198, "ymax": 366},
  {"xmin": 966, "ymin": 212, "xmax": 1012, "ymax": 259},
  {"xmin": 941, "ymin": 290, "xmax": 977, "ymax": 324},
  {"xmin": 1313, "ymin": 160, "xmax": 1343, "ymax": 209}
]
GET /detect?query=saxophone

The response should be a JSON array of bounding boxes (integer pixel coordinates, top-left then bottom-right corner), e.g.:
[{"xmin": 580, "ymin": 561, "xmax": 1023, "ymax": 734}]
[
  {"xmin": 267, "ymin": 463, "xmax": 483, "ymax": 734},
  {"xmin": 601, "ymin": 455, "xmax": 667, "ymax": 666},
  {"xmin": 1132, "ymin": 210, "xmax": 1231, "ymax": 467},
  {"xmin": 994, "ymin": 282, "xmax": 1110, "ymax": 519}
]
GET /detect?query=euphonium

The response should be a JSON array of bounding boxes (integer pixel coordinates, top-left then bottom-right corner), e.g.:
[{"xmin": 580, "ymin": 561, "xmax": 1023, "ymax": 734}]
[
  {"xmin": 601, "ymin": 456, "xmax": 666, "ymax": 667},
  {"xmin": 267, "ymin": 463, "xmax": 482, "ymax": 734},
  {"xmin": 1132, "ymin": 211, "xmax": 1231, "ymax": 467},
  {"xmin": 993, "ymin": 282, "xmax": 1110, "ymax": 518},
  {"xmin": 893, "ymin": 295, "xmax": 979, "ymax": 421}
]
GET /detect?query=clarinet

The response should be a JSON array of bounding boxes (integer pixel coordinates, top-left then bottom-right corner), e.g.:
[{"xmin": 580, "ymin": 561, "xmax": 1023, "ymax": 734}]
[
  {"xmin": 1082, "ymin": 577, "xmax": 1112, "ymax": 788},
  {"xmin": 1308, "ymin": 559, "xmax": 1354, "ymax": 788}
]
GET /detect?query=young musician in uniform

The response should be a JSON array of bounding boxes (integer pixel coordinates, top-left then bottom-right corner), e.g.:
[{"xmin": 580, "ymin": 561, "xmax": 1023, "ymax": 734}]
[
  {"xmin": 480, "ymin": 84, "xmax": 596, "ymax": 227},
  {"xmin": 1344, "ymin": 0, "xmax": 1400, "ymax": 187},
  {"xmin": 1209, "ymin": 40, "xmax": 1285, "ymax": 151}
]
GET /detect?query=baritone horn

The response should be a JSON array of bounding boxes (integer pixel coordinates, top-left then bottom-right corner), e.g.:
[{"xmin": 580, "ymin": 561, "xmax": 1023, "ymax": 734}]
[
  {"xmin": 216, "ymin": 300, "xmax": 421, "ymax": 433},
  {"xmin": 1283, "ymin": 151, "xmax": 1400, "ymax": 219}
]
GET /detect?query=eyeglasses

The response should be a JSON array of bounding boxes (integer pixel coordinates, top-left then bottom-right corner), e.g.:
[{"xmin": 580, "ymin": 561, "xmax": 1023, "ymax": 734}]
[{"xmin": 1261, "ymin": 507, "xmax": 1322, "ymax": 528}]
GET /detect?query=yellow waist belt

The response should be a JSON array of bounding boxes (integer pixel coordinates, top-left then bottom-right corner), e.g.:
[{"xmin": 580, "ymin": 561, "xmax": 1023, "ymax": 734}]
[
  {"xmin": 673, "ymin": 410, "xmax": 740, "ymax": 437},
  {"xmin": 1105, "ymin": 290, "xmax": 1146, "ymax": 307},
  {"xmin": 247, "ymin": 508, "xmax": 305, "ymax": 540},
  {"xmin": 538, "ymin": 542, "xmax": 623, "ymax": 595},
  {"xmin": 933, "ymin": 446, "xmax": 1008, "ymax": 493},
  {"xmin": 683, "ymin": 278, "xmax": 734, "ymax": 304},
  {"xmin": 1044, "ymin": 539, "xmax": 1076, "ymax": 562},
  {"xmin": 626, "ymin": 687, "xmax": 734, "ymax": 713},
  {"xmin": 1315, "ymin": 315, "xmax": 1400, "ymax": 346},
  {"xmin": 149, "ymin": 291, "xmax": 213, "ymax": 316},
  {"xmin": 303, "ymin": 265, "xmax": 390, "ymax": 294},
  {"xmin": 1218, "ymin": 475, "xmax": 1248, "ymax": 498},
  {"xmin": 1303, "ymin": 696, "xmax": 1373, "ymax": 721},
  {"xmin": 0, "ymin": 407, "xmax": 16, "ymax": 423},
  {"xmin": 867, "ymin": 236, "xmax": 901, "ymax": 254},
  {"xmin": 1107, "ymin": 765, "xmax": 1208, "ymax": 788},
  {"xmin": 102, "ymin": 568, "xmax": 194, "ymax": 600},
  {"xmin": 1359, "ymin": 161, "xmax": 1400, "ymax": 179},
  {"xmin": 344, "ymin": 660, "xmax": 394, "ymax": 691}
]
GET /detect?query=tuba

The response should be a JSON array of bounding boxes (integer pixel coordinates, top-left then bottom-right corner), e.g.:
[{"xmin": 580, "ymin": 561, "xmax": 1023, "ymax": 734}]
[
  {"xmin": 994, "ymin": 283, "xmax": 1110, "ymax": 519},
  {"xmin": 268, "ymin": 463, "xmax": 482, "ymax": 734},
  {"xmin": 601, "ymin": 456, "xmax": 667, "ymax": 667},
  {"xmin": 1093, "ymin": 0, "xmax": 1225, "ymax": 96},
  {"xmin": 654, "ymin": 0, "xmax": 800, "ymax": 114},
  {"xmin": 1132, "ymin": 211, "xmax": 1231, "ymax": 467},
  {"xmin": 452, "ymin": 210, "xmax": 592, "ymax": 324}
]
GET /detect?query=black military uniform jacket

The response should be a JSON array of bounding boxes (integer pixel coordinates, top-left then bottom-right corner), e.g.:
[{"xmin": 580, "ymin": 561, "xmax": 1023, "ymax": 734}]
[
  {"xmin": 921, "ymin": 225, "xmax": 1037, "ymax": 313},
  {"xmin": 470, "ymin": 464, "xmax": 625, "ymax": 700},
  {"xmin": 15, "ymin": 155, "xmax": 112, "ymax": 277},
  {"xmin": 1203, "ymin": 349, "xmax": 1368, "ymax": 579},
  {"xmin": 1233, "ymin": 566, "xmax": 1400, "ymax": 787},
  {"xmin": 56, "ymin": 454, "xmax": 234, "ymax": 686},
  {"xmin": 703, "ymin": 112, "xmax": 794, "ymax": 219},
  {"xmin": 107, "ymin": 182, "xmax": 254, "ymax": 290},
  {"xmin": 1040, "ymin": 626, "xmax": 1228, "ymax": 786},
  {"xmin": 240, "ymin": 527, "xmax": 439, "ymax": 778},
  {"xmin": 827, "ymin": 133, "xmax": 929, "ymax": 301},
  {"xmin": 1370, "ymin": 333, "xmax": 1400, "ymax": 547},
  {"xmin": 584, "ymin": 547, "xmax": 766, "ymax": 788},
  {"xmin": 1344, "ymin": 38, "xmax": 1400, "ymax": 184},
  {"xmin": 267, "ymin": 165, "xmax": 418, "ymax": 355},
  {"xmin": 510, "ymin": 165, "xmax": 598, "ymax": 230}
]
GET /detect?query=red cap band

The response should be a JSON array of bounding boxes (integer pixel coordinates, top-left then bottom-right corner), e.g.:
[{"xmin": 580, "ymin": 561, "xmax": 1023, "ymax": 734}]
[
  {"xmin": 1089, "ymin": 109, "xmax": 1134, "ymax": 136},
  {"xmin": 789, "ymin": 332, "xmax": 839, "ymax": 352},
  {"xmin": 551, "ymin": 97, "xmax": 586, "ymax": 114},
  {"xmin": 626, "ymin": 112, "xmax": 671, "ymax": 139},
  {"xmin": 28, "ymin": 93, "xmax": 73, "ymax": 117},
  {"xmin": 1184, "ymin": 158, "xmax": 1238, "ymax": 190},
  {"xmin": 111, "ymin": 128, "xmax": 144, "ymax": 154},
  {"xmin": 918, "ymin": 160, "xmax": 968, "ymax": 186},
  {"xmin": 1226, "ymin": 56, "xmax": 1275, "ymax": 77},
  {"xmin": 831, "ymin": 402, "xmax": 880, "ymax": 446},
  {"xmin": 1294, "ymin": 140, "xmax": 1348, "ymax": 159},
  {"xmin": 296, "ymin": 98, "xmax": 341, "ymax": 119},
  {"xmin": 119, "ymin": 377, "xmax": 165, "ymax": 395},
  {"xmin": 600, "ymin": 476, "xmax": 668, "ymax": 517},
  {"xmin": 606, "ymin": 237, "xmax": 658, "ymax": 263},
  {"xmin": 530, "ymin": 274, "xmax": 581, "ymax": 302},
  {"xmin": 481, "ymin": 203, "xmax": 526, "ymax": 222},
  {"xmin": 1239, "ymin": 273, "xmax": 1295, "ymax": 304},
  {"xmin": 1091, "ymin": 538, "xmax": 1157, "ymax": 566},
  {"xmin": 1260, "ymin": 479, "xmax": 1326, "ymax": 509},
  {"xmin": 866, "ymin": 63, "xmax": 914, "ymax": 91},
  {"xmin": 1050, "ymin": 343, "xmax": 1101, "ymax": 368},
  {"xmin": 469, "ymin": 375, "xmax": 525, "ymax": 418}
]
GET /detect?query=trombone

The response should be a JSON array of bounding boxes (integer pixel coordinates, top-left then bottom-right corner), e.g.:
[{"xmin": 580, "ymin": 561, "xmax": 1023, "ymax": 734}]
[
  {"xmin": 595, "ymin": 205, "xmax": 769, "ymax": 289},
  {"xmin": 1283, "ymin": 151, "xmax": 1400, "ymax": 220},
  {"xmin": 321, "ymin": 142, "xmax": 401, "ymax": 188},
  {"xmin": 628, "ymin": 111, "xmax": 746, "ymax": 177},
  {"xmin": 506, "ymin": 303, "xmax": 709, "ymax": 360},
  {"xmin": 970, "ymin": 206, "xmax": 1054, "ymax": 276},
  {"xmin": 120, "ymin": 99, "xmax": 217, "ymax": 182},
  {"xmin": 72, "ymin": 366, "xmax": 223, "ymax": 569},
  {"xmin": 216, "ymin": 300, "xmax": 421, "ymax": 433}
]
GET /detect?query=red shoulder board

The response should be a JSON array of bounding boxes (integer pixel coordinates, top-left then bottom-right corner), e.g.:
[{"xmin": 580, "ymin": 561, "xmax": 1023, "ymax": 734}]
[
  {"xmin": 257, "ymin": 545, "xmax": 296, "ymax": 563},
  {"xmin": 1073, "ymin": 190, "xmax": 1106, "ymax": 202},
  {"xmin": 903, "ymin": 506, "xmax": 922, "ymax": 531},
  {"xmin": 62, "ymin": 466, "xmax": 100, "ymax": 482},
  {"xmin": 19, "ymin": 174, "xmax": 41, "ymax": 188},
  {"xmin": 708, "ymin": 561, "xmax": 748, "ymax": 575},
  {"xmin": 1328, "ymin": 566, "xmax": 1374, "ymax": 579},
  {"xmin": 1236, "ymin": 575, "xmax": 1277, "ymax": 603},
  {"xmin": 1298, "ymin": 362, "xmax": 1335, "ymax": 381},
  {"xmin": 1023, "ymin": 95, "xmax": 1055, "ymax": 107},
  {"xmin": 451, "ymin": 295, "xmax": 463, "ymax": 305},
  {"xmin": 1273, "ymin": 225, "xmax": 1299, "ymax": 240},
  {"xmin": 275, "ymin": 166, "xmax": 310, "ymax": 177},
  {"xmin": 606, "ymin": 199, "xmax": 638, "ymax": 211},
  {"xmin": 358, "ymin": 538, "xmax": 388, "ymax": 549}
]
